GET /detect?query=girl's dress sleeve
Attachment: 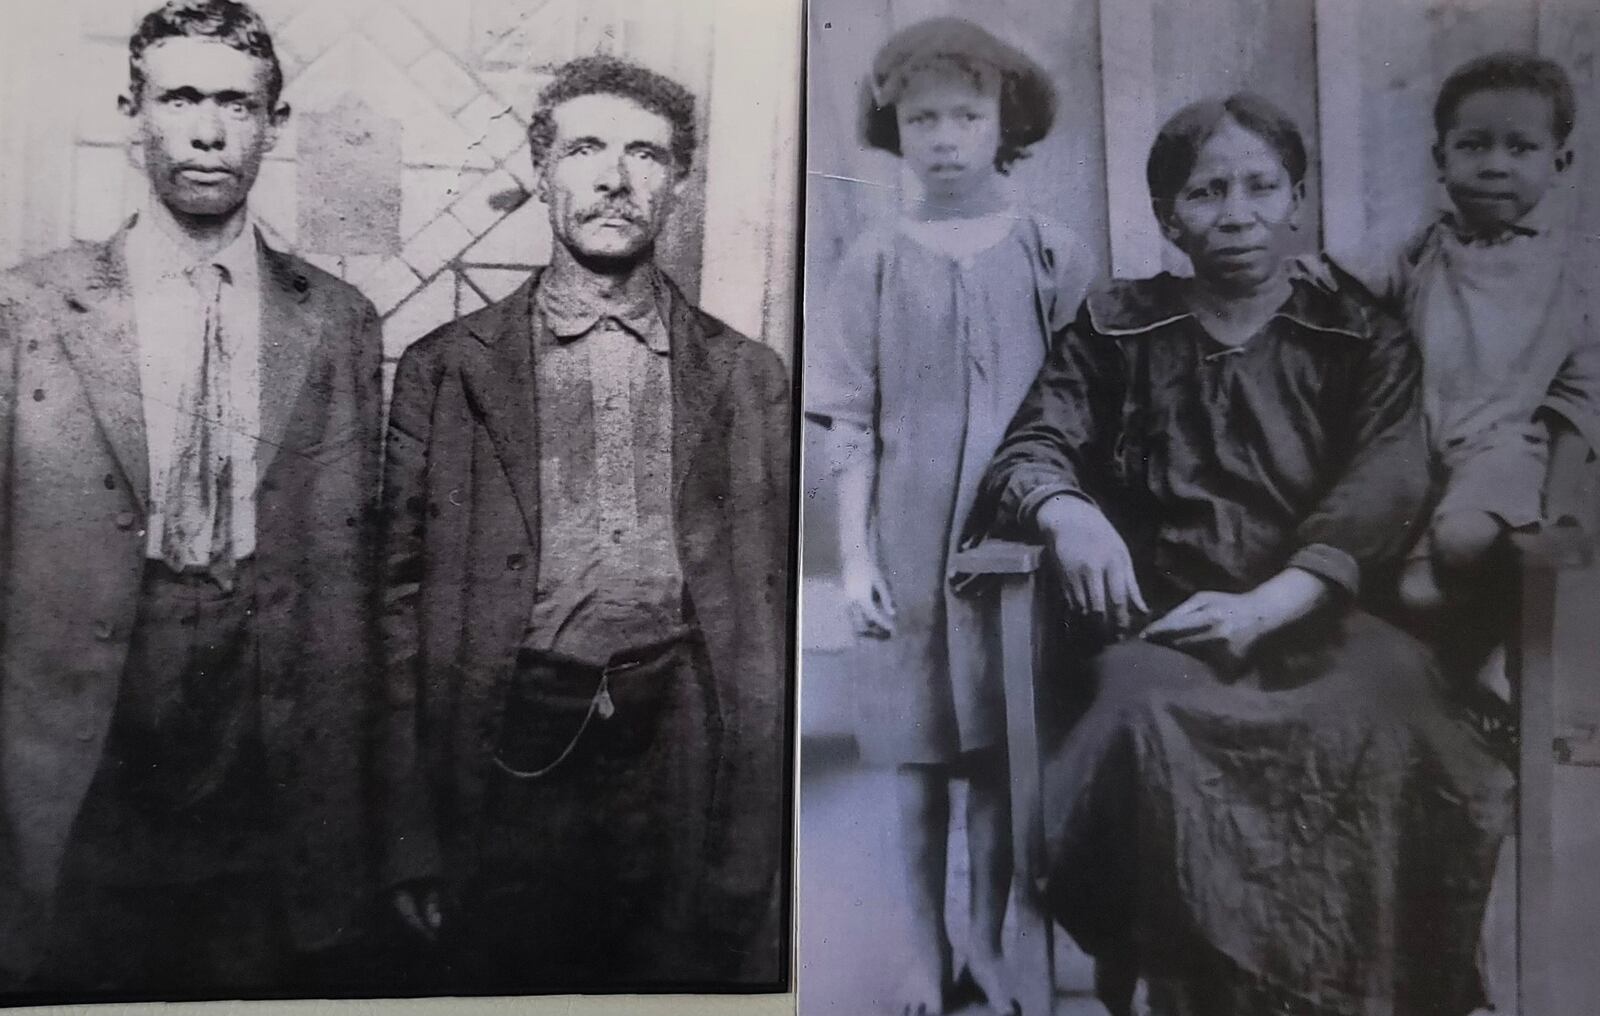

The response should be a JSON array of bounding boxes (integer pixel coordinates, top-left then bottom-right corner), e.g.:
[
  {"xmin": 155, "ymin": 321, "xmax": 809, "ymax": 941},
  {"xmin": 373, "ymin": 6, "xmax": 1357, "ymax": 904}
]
[{"xmin": 804, "ymin": 231, "xmax": 886, "ymax": 431}]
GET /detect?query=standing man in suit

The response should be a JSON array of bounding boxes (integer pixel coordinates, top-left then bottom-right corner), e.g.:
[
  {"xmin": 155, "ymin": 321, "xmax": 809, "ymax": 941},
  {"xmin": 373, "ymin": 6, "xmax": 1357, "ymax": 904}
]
[
  {"xmin": 381, "ymin": 55, "xmax": 792, "ymax": 988},
  {"xmin": 0, "ymin": 0, "xmax": 384, "ymax": 993}
]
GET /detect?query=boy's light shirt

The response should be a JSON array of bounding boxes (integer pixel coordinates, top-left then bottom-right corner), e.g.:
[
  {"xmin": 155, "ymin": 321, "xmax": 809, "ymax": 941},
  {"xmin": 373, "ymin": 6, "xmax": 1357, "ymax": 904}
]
[{"xmin": 1376, "ymin": 193, "xmax": 1600, "ymax": 525}]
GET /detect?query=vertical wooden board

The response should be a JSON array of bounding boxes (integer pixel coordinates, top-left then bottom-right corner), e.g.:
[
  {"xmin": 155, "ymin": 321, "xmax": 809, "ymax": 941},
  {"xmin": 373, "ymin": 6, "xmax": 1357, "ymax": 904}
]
[
  {"xmin": 1540, "ymin": 3, "xmax": 1600, "ymax": 1013},
  {"xmin": 1431, "ymin": 0, "xmax": 1539, "ymax": 79},
  {"xmin": 1359, "ymin": 0, "xmax": 1437, "ymax": 258},
  {"xmin": 1101, "ymin": 0, "xmax": 1164, "ymax": 278},
  {"xmin": 806, "ymin": 0, "xmax": 898, "ymax": 284},
  {"xmin": 999, "ymin": 0, "xmax": 1111, "ymax": 284},
  {"xmin": 1148, "ymin": 0, "xmax": 1321, "ymax": 266},
  {"xmin": 1540, "ymin": 0, "xmax": 1600, "ymax": 347},
  {"xmin": 1316, "ymin": 0, "xmax": 1366, "ymax": 259}
]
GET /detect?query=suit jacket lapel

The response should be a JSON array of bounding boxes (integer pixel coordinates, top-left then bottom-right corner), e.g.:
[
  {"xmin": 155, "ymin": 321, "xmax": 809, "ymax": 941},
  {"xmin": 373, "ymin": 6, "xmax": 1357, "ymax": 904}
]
[
  {"xmin": 666, "ymin": 277, "xmax": 729, "ymax": 510},
  {"xmin": 58, "ymin": 231, "xmax": 150, "ymax": 504},
  {"xmin": 257, "ymin": 238, "xmax": 318, "ymax": 480},
  {"xmin": 459, "ymin": 274, "xmax": 542, "ymax": 547}
]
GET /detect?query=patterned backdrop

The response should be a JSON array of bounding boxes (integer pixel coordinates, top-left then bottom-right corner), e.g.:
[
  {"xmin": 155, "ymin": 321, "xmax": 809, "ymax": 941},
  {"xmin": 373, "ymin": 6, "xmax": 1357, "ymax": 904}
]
[{"xmin": 1, "ymin": 0, "xmax": 800, "ymax": 390}]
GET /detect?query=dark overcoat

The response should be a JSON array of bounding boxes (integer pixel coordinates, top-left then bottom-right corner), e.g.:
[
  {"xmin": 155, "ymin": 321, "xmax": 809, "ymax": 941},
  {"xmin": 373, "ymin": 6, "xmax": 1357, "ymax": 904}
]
[
  {"xmin": 380, "ymin": 269, "xmax": 792, "ymax": 978},
  {"xmin": 0, "ymin": 223, "xmax": 385, "ymax": 974}
]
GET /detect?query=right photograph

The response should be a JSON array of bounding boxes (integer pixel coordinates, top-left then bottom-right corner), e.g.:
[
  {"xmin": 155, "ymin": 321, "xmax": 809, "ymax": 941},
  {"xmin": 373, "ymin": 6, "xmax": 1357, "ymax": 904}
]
[{"xmin": 797, "ymin": 1, "xmax": 1600, "ymax": 1015}]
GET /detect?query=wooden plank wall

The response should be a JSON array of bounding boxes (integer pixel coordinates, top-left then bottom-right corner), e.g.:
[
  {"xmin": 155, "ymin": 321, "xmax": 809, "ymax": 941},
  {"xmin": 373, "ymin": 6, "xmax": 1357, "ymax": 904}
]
[{"xmin": 802, "ymin": 0, "xmax": 1598, "ymax": 590}]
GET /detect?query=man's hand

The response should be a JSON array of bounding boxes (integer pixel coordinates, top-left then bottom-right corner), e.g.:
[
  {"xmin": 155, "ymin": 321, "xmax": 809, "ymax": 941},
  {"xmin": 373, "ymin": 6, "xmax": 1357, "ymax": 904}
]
[
  {"xmin": 1141, "ymin": 568, "xmax": 1333, "ymax": 672},
  {"xmin": 389, "ymin": 880, "xmax": 446, "ymax": 944},
  {"xmin": 841, "ymin": 554, "xmax": 896, "ymax": 638},
  {"xmin": 1036, "ymin": 494, "xmax": 1148, "ymax": 637}
]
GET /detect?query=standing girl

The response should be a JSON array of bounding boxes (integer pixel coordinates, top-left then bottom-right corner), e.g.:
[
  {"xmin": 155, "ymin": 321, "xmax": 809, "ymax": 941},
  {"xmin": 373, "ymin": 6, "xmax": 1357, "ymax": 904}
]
[{"xmin": 806, "ymin": 18, "xmax": 1091, "ymax": 1015}]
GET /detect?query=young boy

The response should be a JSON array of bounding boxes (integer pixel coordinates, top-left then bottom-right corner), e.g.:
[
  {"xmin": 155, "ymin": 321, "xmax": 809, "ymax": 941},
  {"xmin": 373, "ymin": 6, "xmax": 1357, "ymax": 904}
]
[{"xmin": 1361, "ymin": 52, "xmax": 1600, "ymax": 657}]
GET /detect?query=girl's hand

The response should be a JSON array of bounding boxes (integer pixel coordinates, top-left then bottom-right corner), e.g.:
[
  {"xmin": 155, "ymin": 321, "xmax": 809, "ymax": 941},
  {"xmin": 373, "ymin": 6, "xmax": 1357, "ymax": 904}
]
[
  {"xmin": 1036, "ymin": 494, "xmax": 1148, "ymax": 637},
  {"xmin": 842, "ymin": 555, "xmax": 897, "ymax": 638}
]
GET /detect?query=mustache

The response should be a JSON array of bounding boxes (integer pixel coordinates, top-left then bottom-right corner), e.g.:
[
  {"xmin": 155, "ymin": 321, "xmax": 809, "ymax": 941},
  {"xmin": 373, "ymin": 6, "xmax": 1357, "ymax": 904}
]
[{"xmin": 578, "ymin": 201, "xmax": 642, "ymax": 223}]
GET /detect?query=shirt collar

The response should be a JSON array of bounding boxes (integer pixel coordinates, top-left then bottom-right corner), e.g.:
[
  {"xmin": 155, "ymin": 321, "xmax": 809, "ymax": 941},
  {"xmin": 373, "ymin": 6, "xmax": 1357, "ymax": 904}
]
[
  {"xmin": 534, "ymin": 264, "xmax": 671, "ymax": 354},
  {"xmin": 1085, "ymin": 263, "xmax": 1368, "ymax": 341},
  {"xmin": 1438, "ymin": 197, "xmax": 1555, "ymax": 246},
  {"xmin": 125, "ymin": 208, "xmax": 261, "ymax": 293}
]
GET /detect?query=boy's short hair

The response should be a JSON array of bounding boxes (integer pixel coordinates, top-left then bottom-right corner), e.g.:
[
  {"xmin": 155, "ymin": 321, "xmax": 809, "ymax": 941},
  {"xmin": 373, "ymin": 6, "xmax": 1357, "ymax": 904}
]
[
  {"xmin": 1146, "ymin": 92, "xmax": 1308, "ymax": 213},
  {"xmin": 860, "ymin": 17, "xmax": 1055, "ymax": 175},
  {"xmin": 527, "ymin": 56, "xmax": 698, "ymax": 178},
  {"xmin": 128, "ymin": 0, "xmax": 282, "ymax": 108},
  {"xmin": 1434, "ymin": 51, "xmax": 1576, "ymax": 144}
]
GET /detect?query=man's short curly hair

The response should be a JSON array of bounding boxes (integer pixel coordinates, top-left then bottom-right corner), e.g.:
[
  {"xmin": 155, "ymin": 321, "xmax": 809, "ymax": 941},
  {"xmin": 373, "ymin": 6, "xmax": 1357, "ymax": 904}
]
[
  {"xmin": 527, "ymin": 56, "xmax": 698, "ymax": 178},
  {"xmin": 128, "ymin": 0, "xmax": 282, "ymax": 108}
]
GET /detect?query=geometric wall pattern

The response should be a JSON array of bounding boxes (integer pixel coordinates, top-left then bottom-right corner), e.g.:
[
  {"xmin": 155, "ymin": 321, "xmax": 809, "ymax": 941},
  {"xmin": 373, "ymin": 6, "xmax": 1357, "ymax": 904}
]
[{"xmin": 71, "ymin": 0, "xmax": 717, "ymax": 382}]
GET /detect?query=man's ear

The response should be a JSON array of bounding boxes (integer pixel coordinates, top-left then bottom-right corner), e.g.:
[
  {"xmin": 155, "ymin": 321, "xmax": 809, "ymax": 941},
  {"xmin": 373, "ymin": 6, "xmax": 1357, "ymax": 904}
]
[
  {"xmin": 1431, "ymin": 141, "xmax": 1446, "ymax": 173},
  {"xmin": 265, "ymin": 101, "xmax": 291, "ymax": 152},
  {"xmin": 1556, "ymin": 144, "xmax": 1575, "ymax": 173},
  {"xmin": 117, "ymin": 93, "xmax": 138, "ymax": 118}
]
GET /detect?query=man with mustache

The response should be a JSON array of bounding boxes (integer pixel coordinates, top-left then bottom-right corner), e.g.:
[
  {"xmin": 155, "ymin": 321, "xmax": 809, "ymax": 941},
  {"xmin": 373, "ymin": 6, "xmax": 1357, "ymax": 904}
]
[
  {"xmin": 0, "ymin": 0, "xmax": 383, "ymax": 994},
  {"xmin": 380, "ymin": 56, "xmax": 792, "ymax": 988}
]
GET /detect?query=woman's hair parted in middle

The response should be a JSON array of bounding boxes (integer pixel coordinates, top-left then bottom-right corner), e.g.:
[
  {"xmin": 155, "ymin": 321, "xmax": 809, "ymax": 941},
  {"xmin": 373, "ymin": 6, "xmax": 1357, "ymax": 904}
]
[
  {"xmin": 1145, "ymin": 92, "xmax": 1309, "ymax": 214},
  {"xmin": 858, "ymin": 17, "xmax": 1055, "ymax": 174}
]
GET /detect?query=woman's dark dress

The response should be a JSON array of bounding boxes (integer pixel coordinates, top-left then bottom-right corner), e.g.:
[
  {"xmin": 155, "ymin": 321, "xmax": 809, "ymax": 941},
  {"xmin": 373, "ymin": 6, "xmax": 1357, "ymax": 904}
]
[{"xmin": 972, "ymin": 266, "xmax": 1511, "ymax": 1015}]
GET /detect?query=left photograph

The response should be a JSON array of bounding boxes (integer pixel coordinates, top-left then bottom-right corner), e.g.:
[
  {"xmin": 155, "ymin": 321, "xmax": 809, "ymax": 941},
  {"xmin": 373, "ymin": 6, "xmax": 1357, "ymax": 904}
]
[{"xmin": 0, "ymin": 0, "xmax": 800, "ymax": 1004}]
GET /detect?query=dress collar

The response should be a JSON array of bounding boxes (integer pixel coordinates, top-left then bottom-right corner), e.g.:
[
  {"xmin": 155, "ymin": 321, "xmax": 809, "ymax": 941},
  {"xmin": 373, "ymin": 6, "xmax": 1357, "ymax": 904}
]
[{"xmin": 1085, "ymin": 261, "xmax": 1369, "ymax": 341}]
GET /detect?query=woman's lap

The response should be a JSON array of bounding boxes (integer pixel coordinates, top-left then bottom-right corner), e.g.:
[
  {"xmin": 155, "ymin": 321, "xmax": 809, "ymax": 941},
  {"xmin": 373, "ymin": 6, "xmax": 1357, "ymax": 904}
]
[{"xmin": 1041, "ymin": 610, "xmax": 1512, "ymax": 1012}]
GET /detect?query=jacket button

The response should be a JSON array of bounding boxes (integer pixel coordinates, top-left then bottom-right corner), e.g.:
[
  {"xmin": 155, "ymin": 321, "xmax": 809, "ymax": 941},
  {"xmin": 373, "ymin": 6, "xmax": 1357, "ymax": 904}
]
[
  {"xmin": 115, "ymin": 511, "xmax": 137, "ymax": 530},
  {"xmin": 76, "ymin": 722, "xmax": 96, "ymax": 742},
  {"xmin": 104, "ymin": 474, "xmax": 117, "ymax": 490},
  {"xmin": 506, "ymin": 553, "xmax": 526, "ymax": 571},
  {"xmin": 93, "ymin": 621, "xmax": 115, "ymax": 641}
]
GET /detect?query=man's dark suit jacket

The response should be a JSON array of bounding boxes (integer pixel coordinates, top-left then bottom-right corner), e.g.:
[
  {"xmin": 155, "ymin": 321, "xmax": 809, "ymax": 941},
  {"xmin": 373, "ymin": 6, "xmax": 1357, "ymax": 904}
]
[
  {"xmin": 0, "ymin": 222, "xmax": 386, "ymax": 975},
  {"xmin": 380, "ymin": 269, "xmax": 792, "ymax": 981}
]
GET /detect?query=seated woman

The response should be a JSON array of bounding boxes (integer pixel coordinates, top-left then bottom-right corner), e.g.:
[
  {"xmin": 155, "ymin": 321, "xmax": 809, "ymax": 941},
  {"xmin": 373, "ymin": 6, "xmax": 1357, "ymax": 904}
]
[{"xmin": 968, "ymin": 93, "xmax": 1512, "ymax": 1016}]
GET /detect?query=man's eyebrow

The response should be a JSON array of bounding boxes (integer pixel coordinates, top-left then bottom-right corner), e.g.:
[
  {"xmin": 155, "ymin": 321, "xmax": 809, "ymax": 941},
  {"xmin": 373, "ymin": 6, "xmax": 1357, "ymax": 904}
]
[{"xmin": 154, "ymin": 86, "xmax": 257, "ymax": 104}]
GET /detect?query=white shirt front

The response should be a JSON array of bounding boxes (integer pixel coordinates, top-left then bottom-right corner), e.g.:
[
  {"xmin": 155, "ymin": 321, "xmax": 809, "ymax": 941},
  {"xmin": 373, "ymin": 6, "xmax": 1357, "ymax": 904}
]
[{"xmin": 125, "ymin": 212, "xmax": 263, "ymax": 561}]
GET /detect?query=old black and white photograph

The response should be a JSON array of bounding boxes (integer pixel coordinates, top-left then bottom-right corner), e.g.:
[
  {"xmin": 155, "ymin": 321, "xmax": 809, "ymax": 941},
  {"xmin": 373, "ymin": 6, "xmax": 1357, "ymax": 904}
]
[
  {"xmin": 0, "ymin": 0, "xmax": 800, "ymax": 1005},
  {"xmin": 799, "ymin": 1, "xmax": 1600, "ymax": 1014}
]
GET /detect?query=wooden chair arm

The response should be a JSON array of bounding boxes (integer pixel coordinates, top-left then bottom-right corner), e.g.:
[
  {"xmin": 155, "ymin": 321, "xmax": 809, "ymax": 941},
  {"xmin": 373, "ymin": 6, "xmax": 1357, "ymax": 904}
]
[
  {"xmin": 1509, "ymin": 518, "xmax": 1595, "ymax": 572},
  {"xmin": 952, "ymin": 538, "xmax": 1056, "ymax": 1015},
  {"xmin": 950, "ymin": 539, "xmax": 1045, "ymax": 576}
]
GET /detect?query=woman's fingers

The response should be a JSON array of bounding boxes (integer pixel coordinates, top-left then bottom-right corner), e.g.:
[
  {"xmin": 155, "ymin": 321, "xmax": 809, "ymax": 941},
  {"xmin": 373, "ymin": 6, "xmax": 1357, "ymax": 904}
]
[
  {"xmin": 1105, "ymin": 568, "xmax": 1133, "ymax": 634},
  {"xmin": 1081, "ymin": 563, "xmax": 1109, "ymax": 619},
  {"xmin": 1142, "ymin": 600, "xmax": 1215, "ymax": 642}
]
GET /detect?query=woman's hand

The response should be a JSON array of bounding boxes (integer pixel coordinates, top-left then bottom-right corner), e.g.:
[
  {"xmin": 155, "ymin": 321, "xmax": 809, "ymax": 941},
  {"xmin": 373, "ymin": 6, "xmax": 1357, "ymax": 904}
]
[
  {"xmin": 1139, "ymin": 590, "xmax": 1267, "ymax": 671},
  {"xmin": 1036, "ymin": 494, "xmax": 1148, "ymax": 637},
  {"xmin": 841, "ymin": 554, "xmax": 897, "ymax": 638},
  {"xmin": 1141, "ymin": 568, "xmax": 1333, "ymax": 671}
]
